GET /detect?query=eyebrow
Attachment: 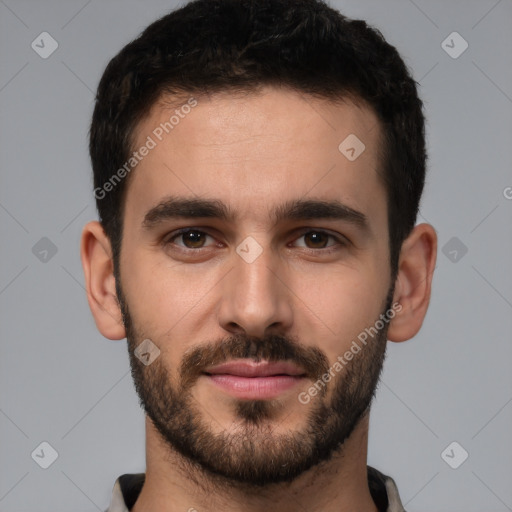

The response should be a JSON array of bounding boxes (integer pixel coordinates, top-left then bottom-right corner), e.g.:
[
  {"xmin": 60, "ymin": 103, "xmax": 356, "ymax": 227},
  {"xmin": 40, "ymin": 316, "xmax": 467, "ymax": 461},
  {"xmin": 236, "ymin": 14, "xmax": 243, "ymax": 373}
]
[{"xmin": 142, "ymin": 196, "xmax": 369, "ymax": 232}]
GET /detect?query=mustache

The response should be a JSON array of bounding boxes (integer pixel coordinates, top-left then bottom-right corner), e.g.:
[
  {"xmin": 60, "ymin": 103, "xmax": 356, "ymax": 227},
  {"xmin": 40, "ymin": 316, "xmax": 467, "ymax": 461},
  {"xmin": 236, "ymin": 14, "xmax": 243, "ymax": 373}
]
[{"xmin": 178, "ymin": 333, "xmax": 330, "ymax": 391}]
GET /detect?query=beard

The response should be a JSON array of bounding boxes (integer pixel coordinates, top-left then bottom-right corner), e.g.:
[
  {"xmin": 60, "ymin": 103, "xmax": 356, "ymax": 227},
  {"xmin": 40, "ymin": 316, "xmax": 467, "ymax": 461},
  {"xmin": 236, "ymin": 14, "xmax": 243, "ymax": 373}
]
[{"xmin": 117, "ymin": 281, "xmax": 393, "ymax": 489}]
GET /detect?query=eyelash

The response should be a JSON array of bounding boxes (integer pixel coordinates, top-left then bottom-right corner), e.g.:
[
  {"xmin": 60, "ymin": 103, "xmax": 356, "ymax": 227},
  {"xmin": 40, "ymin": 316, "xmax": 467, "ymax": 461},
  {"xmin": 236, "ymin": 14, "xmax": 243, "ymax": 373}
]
[{"xmin": 163, "ymin": 228, "xmax": 347, "ymax": 254}]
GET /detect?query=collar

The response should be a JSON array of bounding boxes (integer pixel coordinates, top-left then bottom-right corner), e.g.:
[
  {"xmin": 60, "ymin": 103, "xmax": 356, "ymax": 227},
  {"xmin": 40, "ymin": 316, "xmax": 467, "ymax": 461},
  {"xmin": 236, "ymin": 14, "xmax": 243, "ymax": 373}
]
[{"xmin": 106, "ymin": 466, "xmax": 406, "ymax": 512}]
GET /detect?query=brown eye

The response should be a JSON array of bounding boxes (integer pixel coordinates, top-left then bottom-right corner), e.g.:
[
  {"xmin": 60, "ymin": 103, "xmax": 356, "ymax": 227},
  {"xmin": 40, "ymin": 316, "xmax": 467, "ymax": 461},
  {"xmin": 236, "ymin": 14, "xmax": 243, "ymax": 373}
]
[
  {"xmin": 303, "ymin": 231, "xmax": 330, "ymax": 249},
  {"xmin": 181, "ymin": 230, "xmax": 207, "ymax": 248},
  {"xmin": 166, "ymin": 229, "xmax": 214, "ymax": 249},
  {"xmin": 292, "ymin": 230, "xmax": 341, "ymax": 250}
]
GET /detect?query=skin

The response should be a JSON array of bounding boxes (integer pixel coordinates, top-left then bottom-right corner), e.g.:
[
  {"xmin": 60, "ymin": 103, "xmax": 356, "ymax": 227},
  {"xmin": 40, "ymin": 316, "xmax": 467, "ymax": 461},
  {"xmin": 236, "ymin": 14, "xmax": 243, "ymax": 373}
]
[{"xmin": 81, "ymin": 86, "xmax": 437, "ymax": 512}]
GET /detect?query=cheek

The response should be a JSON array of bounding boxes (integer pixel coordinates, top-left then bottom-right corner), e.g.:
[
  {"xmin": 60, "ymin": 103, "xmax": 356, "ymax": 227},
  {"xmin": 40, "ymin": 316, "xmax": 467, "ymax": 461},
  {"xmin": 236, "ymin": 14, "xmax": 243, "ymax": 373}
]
[
  {"xmin": 119, "ymin": 249, "xmax": 224, "ymax": 352},
  {"xmin": 289, "ymin": 263, "xmax": 388, "ymax": 362}
]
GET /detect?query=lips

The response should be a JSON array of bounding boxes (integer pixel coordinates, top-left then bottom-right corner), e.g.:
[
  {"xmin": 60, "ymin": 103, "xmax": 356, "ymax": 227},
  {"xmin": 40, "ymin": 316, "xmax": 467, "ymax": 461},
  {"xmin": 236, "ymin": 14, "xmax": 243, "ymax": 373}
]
[
  {"xmin": 204, "ymin": 360, "xmax": 307, "ymax": 378},
  {"xmin": 203, "ymin": 360, "xmax": 307, "ymax": 400}
]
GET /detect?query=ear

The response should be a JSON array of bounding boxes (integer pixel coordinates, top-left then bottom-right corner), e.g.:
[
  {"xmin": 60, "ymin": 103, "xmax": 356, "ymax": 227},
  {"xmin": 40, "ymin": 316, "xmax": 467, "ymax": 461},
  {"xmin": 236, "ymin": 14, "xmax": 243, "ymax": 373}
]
[
  {"xmin": 387, "ymin": 223, "xmax": 437, "ymax": 343},
  {"xmin": 80, "ymin": 221, "xmax": 126, "ymax": 340}
]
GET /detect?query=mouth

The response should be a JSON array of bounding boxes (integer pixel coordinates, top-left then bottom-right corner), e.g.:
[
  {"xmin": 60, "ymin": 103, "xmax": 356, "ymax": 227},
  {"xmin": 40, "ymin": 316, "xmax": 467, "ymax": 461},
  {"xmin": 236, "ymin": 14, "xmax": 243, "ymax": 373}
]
[{"xmin": 202, "ymin": 360, "xmax": 308, "ymax": 400}]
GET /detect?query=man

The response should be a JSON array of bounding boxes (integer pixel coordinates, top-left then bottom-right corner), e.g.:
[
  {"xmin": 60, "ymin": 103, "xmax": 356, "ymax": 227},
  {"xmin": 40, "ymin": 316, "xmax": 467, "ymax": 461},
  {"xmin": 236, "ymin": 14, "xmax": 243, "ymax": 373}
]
[{"xmin": 81, "ymin": 0, "xmax": 437, "ymax": 510}]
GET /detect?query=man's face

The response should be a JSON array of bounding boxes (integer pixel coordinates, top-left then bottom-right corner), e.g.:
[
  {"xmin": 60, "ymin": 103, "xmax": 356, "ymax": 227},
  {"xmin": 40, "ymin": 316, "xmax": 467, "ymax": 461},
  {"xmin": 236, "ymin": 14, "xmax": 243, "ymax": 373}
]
[{"xmin": 117, "ymin": 87, "xmax": 394, "ymax": 486}]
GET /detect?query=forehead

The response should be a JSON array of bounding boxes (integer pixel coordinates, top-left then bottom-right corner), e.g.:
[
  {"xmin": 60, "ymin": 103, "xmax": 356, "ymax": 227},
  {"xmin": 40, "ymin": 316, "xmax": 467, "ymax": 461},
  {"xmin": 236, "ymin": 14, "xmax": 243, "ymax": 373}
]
[{"xmin": 125, "ymin": 87, "xmax": 386, "ymax": 230}]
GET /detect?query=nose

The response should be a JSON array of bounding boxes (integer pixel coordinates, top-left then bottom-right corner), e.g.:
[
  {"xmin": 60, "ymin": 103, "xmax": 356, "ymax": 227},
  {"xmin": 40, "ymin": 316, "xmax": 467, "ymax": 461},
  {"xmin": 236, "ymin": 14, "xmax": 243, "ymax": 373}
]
[{"xmin": 217, "ymin": 243, "xmax": 294, "ymax": 338}]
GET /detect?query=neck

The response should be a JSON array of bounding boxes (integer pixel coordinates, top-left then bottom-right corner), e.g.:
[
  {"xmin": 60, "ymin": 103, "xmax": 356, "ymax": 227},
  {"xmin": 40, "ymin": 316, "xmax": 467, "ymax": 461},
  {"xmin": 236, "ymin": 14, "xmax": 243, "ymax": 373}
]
[{"xmin": 132, "ymin": 415, "xmax": 378, "ymax": 512}]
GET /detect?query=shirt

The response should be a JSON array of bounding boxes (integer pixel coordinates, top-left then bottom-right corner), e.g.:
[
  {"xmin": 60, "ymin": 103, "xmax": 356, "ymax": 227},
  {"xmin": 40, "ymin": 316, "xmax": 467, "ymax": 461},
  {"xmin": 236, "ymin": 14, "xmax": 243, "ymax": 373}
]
[{"xmin": 105, "ymin": 466, "xmax": 406, "ymax": 511}]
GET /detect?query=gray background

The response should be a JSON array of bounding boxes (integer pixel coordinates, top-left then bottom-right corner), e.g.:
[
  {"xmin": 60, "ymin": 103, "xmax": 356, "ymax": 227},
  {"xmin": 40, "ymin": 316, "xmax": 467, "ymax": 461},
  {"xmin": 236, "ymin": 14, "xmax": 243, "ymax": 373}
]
[{"xmin": 1, "ymin": 0, "xmax": 511, "ymax": 510}]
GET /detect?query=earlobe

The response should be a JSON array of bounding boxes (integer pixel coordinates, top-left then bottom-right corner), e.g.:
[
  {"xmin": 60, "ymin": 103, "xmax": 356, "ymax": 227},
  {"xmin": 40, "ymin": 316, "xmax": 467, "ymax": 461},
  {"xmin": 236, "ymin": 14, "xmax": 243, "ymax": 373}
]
[
  {"xmin": 387, "ymin": 223, "xmax": 437, "ymax": 343},
  {"xmin": 80, "ymin": 221, "xmax": 126, "ymax": 340}
]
